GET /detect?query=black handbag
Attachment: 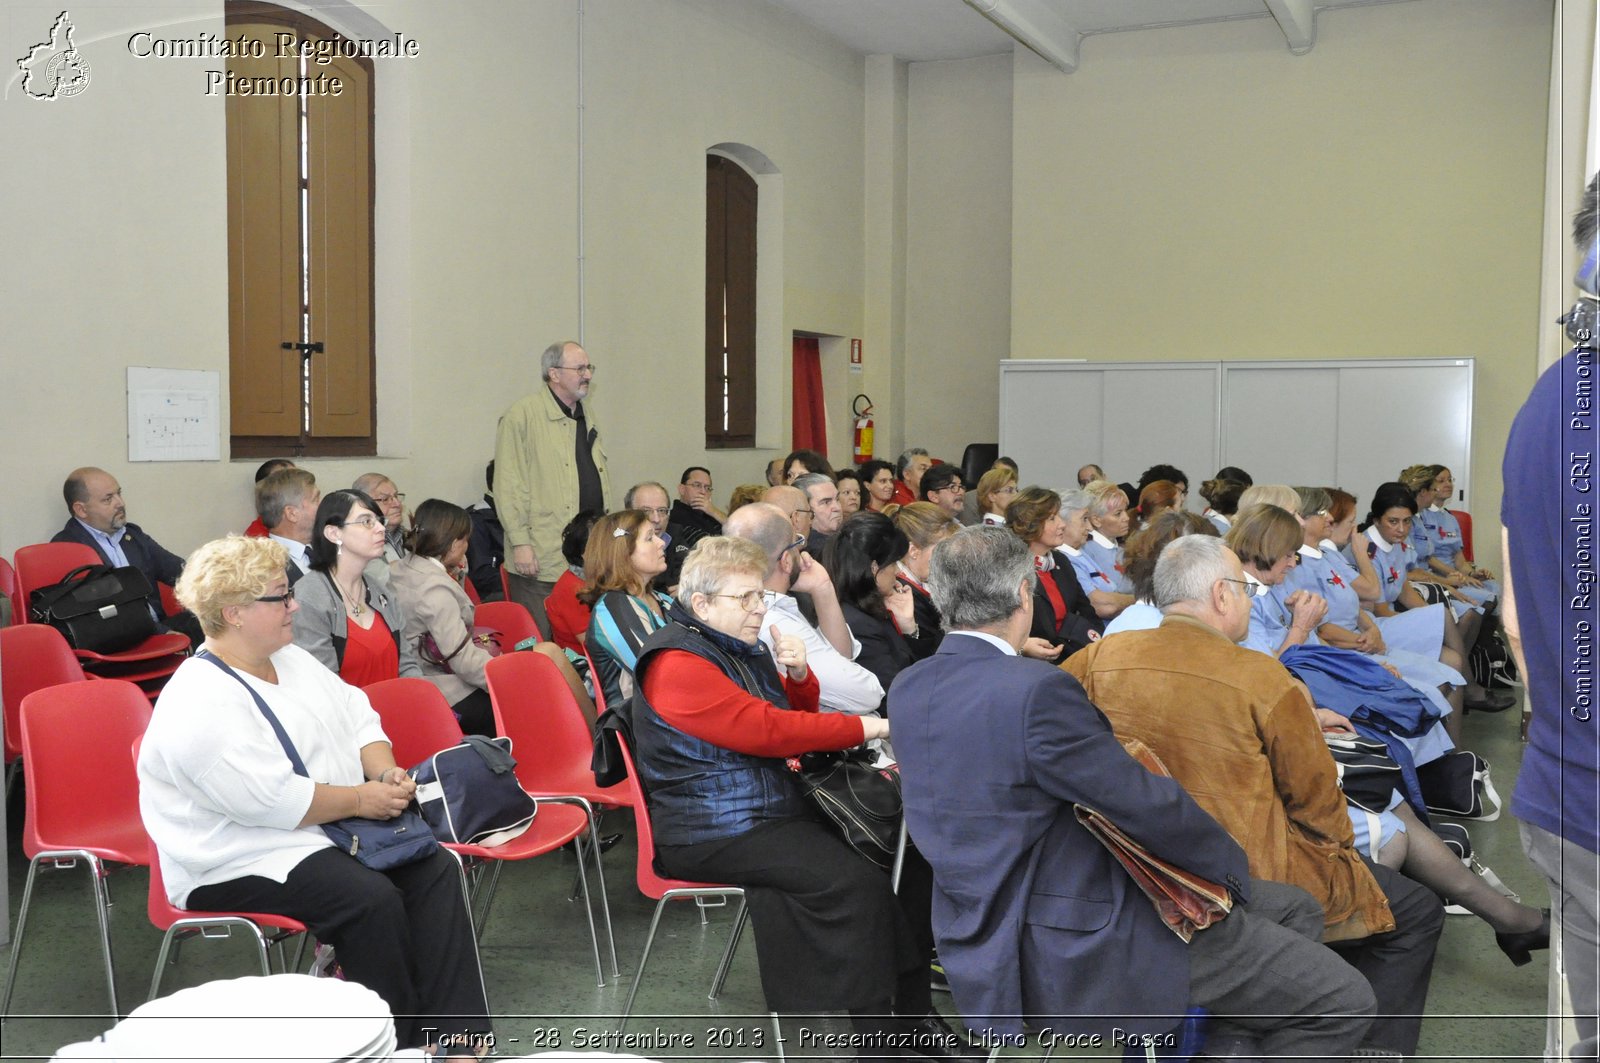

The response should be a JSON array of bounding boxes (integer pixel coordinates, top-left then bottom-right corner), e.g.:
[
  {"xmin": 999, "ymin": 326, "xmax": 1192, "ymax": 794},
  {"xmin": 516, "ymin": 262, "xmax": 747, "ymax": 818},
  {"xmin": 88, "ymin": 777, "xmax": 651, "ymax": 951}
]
[
  {"xmin": 410, "ymin": 735, "xmax": 538, "ymax": 845},
  {"xmin": 1325, "ymin": 734, "xmax": 1406, "ymax": 813},
  {"xmin": 29, "ymin": 563, "xmax": 158, "ymax": 653},
  {"xmin": 198, "ymin": 652, "xmax": 440, "ymax": 870},
  {"xmin": 1416, "ymin": 750, "xmax": 1502, "ymax": 821},
  {"xmin": 789, "ymin": 747, "xmax": 903, "ymax": 871},
  {"xmin": 591, "ymin": 708, "xmax": 632, "ymax": 788}
]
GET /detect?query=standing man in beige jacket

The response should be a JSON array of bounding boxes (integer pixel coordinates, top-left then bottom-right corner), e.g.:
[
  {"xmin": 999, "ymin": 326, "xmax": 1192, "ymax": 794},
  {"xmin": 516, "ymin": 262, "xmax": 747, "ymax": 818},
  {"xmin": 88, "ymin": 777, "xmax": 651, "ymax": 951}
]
[{"xmin": 493, "ymin": 340, "xmax": 609, "ymax": 634}]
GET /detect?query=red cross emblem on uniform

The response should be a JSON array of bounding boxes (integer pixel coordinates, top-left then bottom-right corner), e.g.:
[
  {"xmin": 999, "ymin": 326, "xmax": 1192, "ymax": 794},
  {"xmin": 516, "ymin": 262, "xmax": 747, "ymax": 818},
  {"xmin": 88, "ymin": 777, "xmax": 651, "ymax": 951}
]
[
  {"xmin": 1388, "ymin": 566, "xmax": 1400, "ymax": 583},
  {"xmin": 1328, "ymin": 572, "xmax": 1345, "ymax": 589}
]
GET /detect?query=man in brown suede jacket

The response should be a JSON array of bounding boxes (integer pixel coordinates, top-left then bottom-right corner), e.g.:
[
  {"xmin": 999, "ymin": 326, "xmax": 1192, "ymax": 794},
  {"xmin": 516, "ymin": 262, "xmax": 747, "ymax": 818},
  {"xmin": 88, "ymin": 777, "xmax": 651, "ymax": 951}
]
[{"xmin": 1064, "ymin": 535, "xmax": 1443, "ymax": 1060}]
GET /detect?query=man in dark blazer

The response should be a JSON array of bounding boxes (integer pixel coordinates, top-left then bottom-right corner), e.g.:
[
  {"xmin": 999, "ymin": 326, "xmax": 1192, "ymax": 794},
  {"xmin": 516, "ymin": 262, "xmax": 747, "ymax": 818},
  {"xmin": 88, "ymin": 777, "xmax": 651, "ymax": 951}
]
[
  {"xmin": 53, "ymin": 466, "xmax": 202, "ymax": 645},
  {"xmin": 889, "ymin": 526, "xmax": 1374, "ymax": 1061}
]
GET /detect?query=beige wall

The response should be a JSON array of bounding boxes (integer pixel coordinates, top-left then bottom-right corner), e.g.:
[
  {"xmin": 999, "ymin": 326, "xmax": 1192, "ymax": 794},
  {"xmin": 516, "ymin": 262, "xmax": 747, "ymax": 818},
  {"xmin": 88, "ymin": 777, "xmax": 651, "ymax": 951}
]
[
  {"xmin": 0, "ymin": 0, "xmax": 868, "ymax": 558},
  {"xmin": 903, "ymin": 53, "xmax": 1014, "ymax": 465},
  {"xmin": 1009, "ymin": 0, "xmax": 1552, "ymax": 538},
  {"xmin": 0, "ymin": 0, "xmax": 1560, "ymax": 568}
]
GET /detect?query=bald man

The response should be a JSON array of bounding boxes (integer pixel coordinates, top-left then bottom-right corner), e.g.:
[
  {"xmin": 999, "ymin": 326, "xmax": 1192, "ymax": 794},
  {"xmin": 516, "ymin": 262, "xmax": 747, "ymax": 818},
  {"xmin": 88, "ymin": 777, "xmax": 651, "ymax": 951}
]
[{"xmin": 52, "ymin": 466, "xmax": 204, "ymax": 645}]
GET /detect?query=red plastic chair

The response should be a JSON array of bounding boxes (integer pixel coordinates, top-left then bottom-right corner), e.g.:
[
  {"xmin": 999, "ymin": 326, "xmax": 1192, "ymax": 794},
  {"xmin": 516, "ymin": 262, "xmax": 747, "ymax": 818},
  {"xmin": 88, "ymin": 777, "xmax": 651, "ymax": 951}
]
[
  {"xmin": 485, "ymin": 652, "xmax": 625, "ymax": 975},
  {"xmin": 1, "ymin": 680, "xmax": 151, "ymax": 1020},
  {"xmin": 2, "ymin": 624, "xmax": 88, "ymax": 795},
  {"xmin": 1450, "ymin": 509, "xmax": 1475, "ymax": 563},
  {"xmin": 475, "ymin": 599, "xmax": 542, "ymax": 649},
  {"xmin": 614, "ymin": 734, "xmax": 749, "ymax": 1027},
  {"xmin": 364, "ymin": 676, "xmax": 467, "ymax": 769},
  {"xmin": 362, "ymin": 674, "xmax": 610, "ymax": 986},
  {"xmin": 584, "ymin": 643, "xmax": 608, "ymax": 717},
  {"xmin": 0, "ymin": 556, "xmax": 19, "ymax": 626},
  {"xmin": 143, "ymin": 820, "xmax": 311, "ymax": 1002},
  {"xmin": 12, "ymin": 542, "xmax": 190, "ymax": 694},
  {"xmin": 463, "ymin": 575, "xmax": 483, "ymax": 607}
]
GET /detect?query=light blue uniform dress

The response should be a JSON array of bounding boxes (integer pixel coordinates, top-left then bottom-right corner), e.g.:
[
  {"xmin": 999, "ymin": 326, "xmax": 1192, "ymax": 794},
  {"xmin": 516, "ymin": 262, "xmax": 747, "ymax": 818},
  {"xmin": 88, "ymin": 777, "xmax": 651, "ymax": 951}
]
[
  {"xmin": 1058, "ymin": 542, "xmax": 1121, "ymax": 601},
  {"xmin": 1102, "ymin": 599, "xmax": 1162, "ymax": 637},
  {"xmin": 1079, "ymin": 531, "xmax": 1133, "ymax": 594},
  {"xmin": 1203, "ymin": 509, "xmax": 1231, "ymax": 536},
  {"xmin": 1284, "ymin": 541, "xmax": 1458, "ymax": 768},
  {"xmin": 1242, "ymin": 568, "xmax": 1410, "ymax": 858},
  {"xmin": 1413, "ymin": 504, "xmax": 1499, "ymax": 609}
]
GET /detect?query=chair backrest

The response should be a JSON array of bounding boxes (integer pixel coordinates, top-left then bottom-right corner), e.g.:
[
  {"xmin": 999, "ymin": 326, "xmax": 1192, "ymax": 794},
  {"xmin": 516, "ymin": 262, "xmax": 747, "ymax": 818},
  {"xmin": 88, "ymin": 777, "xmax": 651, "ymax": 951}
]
[
  {"xmin": 475, "ymin": 600, "xmax": 542, "ymax": 650},
  {"xmin": 462, "ymin": 577, "xmax": 482, "ymax": 607},
  {"xmin": 614, "ymin": 733, "xmax": 676, "ymax": 899},
  {"xmin": 0, "ymin": 556, "xmax": 19, "ymax": 626},
  {"xmin": 483, "ymin": 651, "xmax": 594, "ymax": 794},
  {"xmin": 1450, "ymin": 509, "xmax": 1475, "ymax": 563},
  {"xmin": 2, "ymin": 623, "xmax": 88, "ymax": 763},
  {"xmin": 363, "ymin": 676, "xmax": 466, "ymax": 769},
  {"xmin": 13, "ymin": 541, "xmax": 104, "ymax": 610},
  {"xmin": 20, "ymin": 678, "xmax": 151, "ymax": 858}
]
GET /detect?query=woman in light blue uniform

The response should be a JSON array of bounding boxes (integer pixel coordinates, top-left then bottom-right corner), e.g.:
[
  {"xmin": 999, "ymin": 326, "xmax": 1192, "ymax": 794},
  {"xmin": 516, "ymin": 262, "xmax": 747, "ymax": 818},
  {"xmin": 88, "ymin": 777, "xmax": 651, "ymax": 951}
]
[
  {"xmin": 1411, "ymin": 465, "xmax": 1499, "ymax": 609},
  {"xmin": 1056, "ymin": 487, "xmax": 1134, "ymax": 621},
  {"xmin": 1284, "ymin": 488, "xmax": 1458, "ymax": 763},
  {"xmin": 1079, "ymin": 479, "xmax": 1134, "ymax": 595},
  {"xmin": 1225, "ymin": 503, "xmax": 1324, "ymax": 658}
]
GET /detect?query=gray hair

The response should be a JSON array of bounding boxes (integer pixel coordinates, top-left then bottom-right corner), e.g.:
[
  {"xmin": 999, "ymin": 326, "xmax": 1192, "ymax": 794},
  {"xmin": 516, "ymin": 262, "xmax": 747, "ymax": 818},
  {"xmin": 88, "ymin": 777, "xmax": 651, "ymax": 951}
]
[
  {"xmin": 896, "ymin": 447, "xmax": 930, "ymax": 478},
  {"xmin": 352, "ymin": 472, "xmax": 393, "ymax": 497},
  {"xmin": 929, "ymin": 526, "xmax": 1036, "ymax": 630},
  {"xmin": 1154, "ymin": 535, "xmax": 1234, "ymax": 612},
  {"xmin": 1059, "ymin": 487, "xmax": 1092, "ymax": 517},
  {"xmin": 676, "ymin": 536, "xmax": 770, "ymax": 612},
  {"xmin": 540, "ymin": 340, "xmax": 581, "ymax": 382},
  {"xmin": 1293, "ymin": 486, "xmax": 1331, "ymax": 519},
  {"xmin": 623, "ymin": 481, "xmax": 668, "ymax": 509},
  {"xmin": 792, "ymin": 472, "xmax": 831, "ymax": 498},
  {"xmin": 256, "ymin": 468, "xmax": 317, "ymax": 529},
  {"xmin": 722, "ymin": 502, "xmax": 794, "ymax": 577}
]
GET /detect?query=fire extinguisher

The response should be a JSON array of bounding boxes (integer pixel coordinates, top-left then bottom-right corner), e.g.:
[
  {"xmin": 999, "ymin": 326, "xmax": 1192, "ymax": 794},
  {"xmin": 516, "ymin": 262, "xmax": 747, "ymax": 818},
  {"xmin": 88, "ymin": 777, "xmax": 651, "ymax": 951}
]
[{"xmin": 852, "ymin": 394, "xmax": 875, "ymax": 464}]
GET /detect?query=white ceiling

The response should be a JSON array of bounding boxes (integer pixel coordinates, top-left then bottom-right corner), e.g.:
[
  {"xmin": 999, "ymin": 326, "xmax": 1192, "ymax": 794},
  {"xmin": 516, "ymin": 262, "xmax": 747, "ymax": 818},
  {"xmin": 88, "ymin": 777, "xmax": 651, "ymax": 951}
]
[{"xmin": 766, "ymin": 0, "xmax": 1420, "ymax": 67}]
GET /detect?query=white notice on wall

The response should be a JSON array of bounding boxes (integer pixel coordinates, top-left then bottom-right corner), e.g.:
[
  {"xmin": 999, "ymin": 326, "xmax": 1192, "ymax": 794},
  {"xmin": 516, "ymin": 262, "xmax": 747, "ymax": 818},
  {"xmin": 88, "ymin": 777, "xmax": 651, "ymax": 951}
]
[{"xmin": 127, "ymin": 367, "xmax": 221, "ymax": 462}]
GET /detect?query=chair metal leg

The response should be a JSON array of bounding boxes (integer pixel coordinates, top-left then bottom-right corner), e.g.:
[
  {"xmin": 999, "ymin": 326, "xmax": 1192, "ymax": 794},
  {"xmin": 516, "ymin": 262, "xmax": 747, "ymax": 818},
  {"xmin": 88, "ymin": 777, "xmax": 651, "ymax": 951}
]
[
  {"xmin": 87, "ymin": 856, "xmax": 120, "ymax": 1019},
  {"xmin": 618, "ymin": 897, "xmax": 672, "ymax": 1029},
  {"xmin": 890, "ymin": 818, "xmax": 910, "ymax": 895},
  {"xmin": 707, "ymin": 896, "xmax": 748, "ymax": 999},
  {"xmin": 565, "ymin": 807, "xmax": 621, "ymax": 978},
  {"xmin": 471, "ymin": 860, "xmax": 505, "ymax": 941},
  {"xmin": 440, "ymin": 848, "xmax": 489, "ymax": 1009},
  {"xmin": 148, "ymin": 919, "xmax": 273, "ymax": 1001},
  {"xmin": 1, "ymin": 850, "xmax": 118, "ymax": 1021},
  {"xmin": 770, "ymin": 1012, "xmax": 785, "ymax": 1063},
  {"xmin": 0, "ymin": 857, "xmax": 45, "ymax": 1019}
]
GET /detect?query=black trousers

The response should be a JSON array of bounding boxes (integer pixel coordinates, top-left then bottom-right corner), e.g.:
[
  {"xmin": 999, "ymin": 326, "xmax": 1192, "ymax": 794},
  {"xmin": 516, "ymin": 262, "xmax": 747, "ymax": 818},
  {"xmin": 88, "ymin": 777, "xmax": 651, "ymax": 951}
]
[
  {"xmin": 451, "ymin": 687, "xmax": 497, "ymax": 737},
  {"xmin": 1327, "ymin": 856, "xmax": 1446, "ymax": 1056},
  {"xmin": 658, "ymin": 817, "xmax": 928, "ymax": 1015},
  {"xmin": 188, "ymin": 847, "xmax": 490, "ymax": 1050}
]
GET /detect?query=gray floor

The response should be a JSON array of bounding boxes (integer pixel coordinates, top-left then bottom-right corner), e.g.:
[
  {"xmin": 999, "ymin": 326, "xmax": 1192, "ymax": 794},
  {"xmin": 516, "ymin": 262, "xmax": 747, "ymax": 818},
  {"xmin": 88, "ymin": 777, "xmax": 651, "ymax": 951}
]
[{"xmin": 0, "ymin": 696, "xmax": 1551, "ymax": 1061}]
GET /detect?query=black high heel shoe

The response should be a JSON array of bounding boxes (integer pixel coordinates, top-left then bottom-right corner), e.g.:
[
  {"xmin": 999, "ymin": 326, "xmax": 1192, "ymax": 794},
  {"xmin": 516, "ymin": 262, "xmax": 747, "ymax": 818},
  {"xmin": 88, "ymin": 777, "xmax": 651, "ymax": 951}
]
[{"xmin": 1495, "ymin": 908, "xmax": 1551, "ymax": 966}]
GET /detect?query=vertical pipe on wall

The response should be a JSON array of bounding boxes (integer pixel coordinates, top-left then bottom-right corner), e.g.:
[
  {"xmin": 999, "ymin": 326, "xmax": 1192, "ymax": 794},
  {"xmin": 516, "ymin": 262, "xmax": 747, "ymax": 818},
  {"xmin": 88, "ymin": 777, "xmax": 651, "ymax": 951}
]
[{"xmin": 576, "ymin": 0, "xmax": 587, "ymax": 343}]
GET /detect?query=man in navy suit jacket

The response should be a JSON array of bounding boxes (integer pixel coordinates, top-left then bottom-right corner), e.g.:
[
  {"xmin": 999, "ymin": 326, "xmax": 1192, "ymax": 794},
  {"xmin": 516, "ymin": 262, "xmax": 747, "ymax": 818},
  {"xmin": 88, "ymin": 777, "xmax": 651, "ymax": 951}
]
[
  {"xmin": 52, "ymin": 466, "xmax": 202, "ymax": 645},
  {"xmin": 889, "ymin": 527, "xmax": 1373, "ymax": 1061}
]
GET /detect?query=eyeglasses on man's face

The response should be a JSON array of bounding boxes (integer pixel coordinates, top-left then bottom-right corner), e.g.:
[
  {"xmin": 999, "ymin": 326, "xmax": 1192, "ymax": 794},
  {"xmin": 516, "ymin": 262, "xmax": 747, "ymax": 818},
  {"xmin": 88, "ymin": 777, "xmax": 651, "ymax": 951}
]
[
  {"xmin": 554, "ymin": 362, "xmax": 596, "ymax": 376},
  {"xmin": 1220, "ymin": 577, "xmax": 1266, "ymax": 599},
  {"xmin": 371, "ymin": 492, "xmax": 405, "ymax": 507}
]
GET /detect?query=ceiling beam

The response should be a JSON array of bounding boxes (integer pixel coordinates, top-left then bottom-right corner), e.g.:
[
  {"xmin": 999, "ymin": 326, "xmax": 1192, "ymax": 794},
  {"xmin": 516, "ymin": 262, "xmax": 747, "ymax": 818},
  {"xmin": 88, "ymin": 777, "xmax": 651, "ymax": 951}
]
[
  {"xmin": 964, "ymin": 0, "xmax": 1082, "ymax": 73},
  {"xmin": 1264, "ymin": 0, "xmax": 1317, "ymax": 55}
]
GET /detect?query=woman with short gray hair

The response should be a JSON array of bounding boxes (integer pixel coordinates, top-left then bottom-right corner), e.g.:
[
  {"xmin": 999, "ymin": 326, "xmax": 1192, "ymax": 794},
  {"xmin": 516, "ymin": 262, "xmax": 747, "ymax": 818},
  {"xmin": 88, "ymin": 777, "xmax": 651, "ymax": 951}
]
[{"xmin": 628, "ymin": 537, "xmax": 941, "ymax": 1047}]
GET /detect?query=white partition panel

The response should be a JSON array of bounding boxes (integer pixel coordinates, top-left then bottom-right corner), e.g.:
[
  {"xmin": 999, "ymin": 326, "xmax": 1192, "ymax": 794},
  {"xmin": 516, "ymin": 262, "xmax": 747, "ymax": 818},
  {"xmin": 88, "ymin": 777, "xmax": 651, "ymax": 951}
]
[
  {"xmin": 999, "ymin": 361, "xmax": 1220, "ymax": 491},
  {"xmin": 1001, "ymin": 358, "xmax": 1475, "ymax": 510}
]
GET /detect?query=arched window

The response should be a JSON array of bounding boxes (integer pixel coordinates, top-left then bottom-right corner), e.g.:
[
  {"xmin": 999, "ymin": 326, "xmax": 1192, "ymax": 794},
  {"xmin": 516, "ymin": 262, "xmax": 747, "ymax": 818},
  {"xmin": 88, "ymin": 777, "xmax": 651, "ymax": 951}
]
[
  {"xmin": 705, "ymin": 153, "xmax": 758, "ymax": 448},
  {"xmin": 227, "ymin": 3, "xmax": 375, "ymax": 458}
]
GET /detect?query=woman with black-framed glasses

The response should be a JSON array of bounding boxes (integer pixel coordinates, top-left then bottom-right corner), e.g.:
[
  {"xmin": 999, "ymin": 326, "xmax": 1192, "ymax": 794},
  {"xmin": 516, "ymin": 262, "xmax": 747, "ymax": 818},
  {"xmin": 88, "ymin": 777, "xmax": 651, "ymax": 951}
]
[
  {"xmin": 138, "ymin": 535, "xmax": 491, "ymax": 1057},
  {"xmin": 292, "ymin": 488, "xmax": 423, "ymax": 686}
]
